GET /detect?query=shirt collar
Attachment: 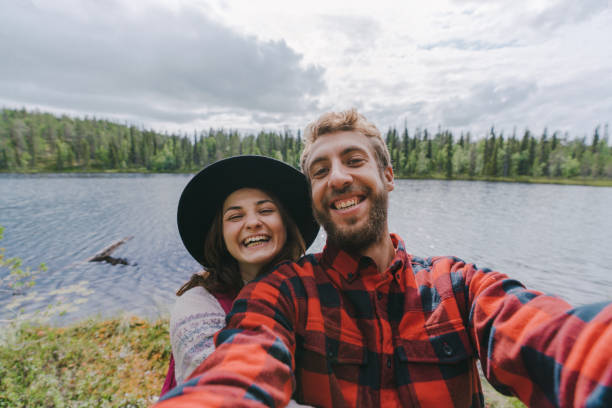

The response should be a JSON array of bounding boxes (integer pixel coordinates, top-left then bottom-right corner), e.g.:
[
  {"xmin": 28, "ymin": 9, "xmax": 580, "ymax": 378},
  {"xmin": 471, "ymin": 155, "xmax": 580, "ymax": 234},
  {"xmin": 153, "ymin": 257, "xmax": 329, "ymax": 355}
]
[{"xmin": 321, "ymin": 233, "xmax": 408, "ymax": 283}]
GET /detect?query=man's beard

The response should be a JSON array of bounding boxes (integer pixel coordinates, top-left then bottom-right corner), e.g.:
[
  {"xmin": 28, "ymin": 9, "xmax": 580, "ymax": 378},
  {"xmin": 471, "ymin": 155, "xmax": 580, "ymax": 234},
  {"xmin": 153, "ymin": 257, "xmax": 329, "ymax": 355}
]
[{"xmin": 313, "ymin": 185, "xmax": 388, "ymax": 254}]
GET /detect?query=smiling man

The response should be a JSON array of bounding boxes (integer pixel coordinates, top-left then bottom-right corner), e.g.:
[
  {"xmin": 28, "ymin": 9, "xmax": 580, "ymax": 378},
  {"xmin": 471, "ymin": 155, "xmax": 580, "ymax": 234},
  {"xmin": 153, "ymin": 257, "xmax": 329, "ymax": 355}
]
[
  {"xmin": 307, "ymin": 130, "xmax": 392, "ymax": 252},
  {"xmin": 157, "ymin": 109, "xmax": 612, "ymax": 407}
]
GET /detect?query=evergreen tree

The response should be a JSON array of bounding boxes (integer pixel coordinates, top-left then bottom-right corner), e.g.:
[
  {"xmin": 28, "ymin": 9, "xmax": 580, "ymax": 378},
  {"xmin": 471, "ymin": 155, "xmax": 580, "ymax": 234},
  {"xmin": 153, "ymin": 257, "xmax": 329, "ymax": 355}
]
[
  {"xmin": 445, "ymin": 133, "xmax": 453, "ymax": 179},
  {"xmin": 592, "ymin": 126, "xmax": 600, "ymax": 153}
]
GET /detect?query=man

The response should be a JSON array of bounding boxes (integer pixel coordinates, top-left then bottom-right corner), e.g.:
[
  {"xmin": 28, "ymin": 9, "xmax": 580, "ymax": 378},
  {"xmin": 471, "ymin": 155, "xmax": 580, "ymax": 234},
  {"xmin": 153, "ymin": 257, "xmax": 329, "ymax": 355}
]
[{"xmin": 158, "ymin": 109, "xmax": 612, "ymax": 407}]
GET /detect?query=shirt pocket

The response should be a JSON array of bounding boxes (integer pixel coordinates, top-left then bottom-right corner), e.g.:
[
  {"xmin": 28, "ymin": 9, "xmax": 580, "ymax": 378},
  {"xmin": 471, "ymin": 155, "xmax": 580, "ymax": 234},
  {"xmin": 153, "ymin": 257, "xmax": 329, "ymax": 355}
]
[
  {"xmin": 395, "ymin": 319, "xmax": 478, "ymax": 408},
  {"xmin": 295, "ymin": 328, "xmax": 367, "ymax": 407},
  {"xmin": 296, "ymin": 330, "xmax": 368, "ymax": 393},
  {"xmin": 300, "ymin": 327, "xmax": 368, "ymax": 367},
  {"xmin": 396, "ymin": 315, "xmax": 474, "ymax": 364}
]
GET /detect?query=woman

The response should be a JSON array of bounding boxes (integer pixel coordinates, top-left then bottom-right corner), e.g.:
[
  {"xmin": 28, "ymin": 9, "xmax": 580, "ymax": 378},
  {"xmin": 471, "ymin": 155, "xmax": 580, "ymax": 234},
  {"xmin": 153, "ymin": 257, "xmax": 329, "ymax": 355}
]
[{"xmin": 161, "ymin": 155, "xmax": 319, "ymax": 394}]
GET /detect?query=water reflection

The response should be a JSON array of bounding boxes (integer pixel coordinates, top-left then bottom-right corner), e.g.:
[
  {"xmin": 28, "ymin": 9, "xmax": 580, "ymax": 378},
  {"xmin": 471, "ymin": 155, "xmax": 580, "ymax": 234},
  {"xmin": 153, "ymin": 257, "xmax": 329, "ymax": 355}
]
[
  {"xmin": 389, "ymin": 180, "xmax": 612, "ymax": 304},
  {"xmin": 1, "ymin": 175, "xmax": 611, "ymax": 324}
]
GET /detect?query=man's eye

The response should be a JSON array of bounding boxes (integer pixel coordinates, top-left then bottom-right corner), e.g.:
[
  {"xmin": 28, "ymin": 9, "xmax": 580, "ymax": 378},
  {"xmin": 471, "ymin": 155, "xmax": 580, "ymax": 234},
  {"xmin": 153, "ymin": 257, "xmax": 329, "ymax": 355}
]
[
  {"xmin": 347, "ymin": 157, "xmax": 364, "ymax": 166},
  {"xmin": 312, "ymin": 167, "xmax": 328, "ymax": 178}
]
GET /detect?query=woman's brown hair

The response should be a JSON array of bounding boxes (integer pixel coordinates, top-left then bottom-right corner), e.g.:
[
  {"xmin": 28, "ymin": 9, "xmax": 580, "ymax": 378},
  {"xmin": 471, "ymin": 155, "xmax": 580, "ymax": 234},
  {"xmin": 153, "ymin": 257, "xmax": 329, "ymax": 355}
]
[{"xmin": 176, "ymin": 189, "xmax": 307, "ymax": 296}]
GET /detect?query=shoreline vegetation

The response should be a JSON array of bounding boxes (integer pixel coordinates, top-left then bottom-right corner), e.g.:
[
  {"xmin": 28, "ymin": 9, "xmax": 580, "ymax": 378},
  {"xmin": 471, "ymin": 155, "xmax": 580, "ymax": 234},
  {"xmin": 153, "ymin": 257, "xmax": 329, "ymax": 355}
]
[
  {"xmin": 0, "ymin": 315, "xmax": 525, "ymax": 408},
  {"xmin": 3, "ymin": 168, "xmax": 612, "ymax": 187},
  {"xmin": 1, "ymin": 108, "xmax": 611, "ymax": 187}
]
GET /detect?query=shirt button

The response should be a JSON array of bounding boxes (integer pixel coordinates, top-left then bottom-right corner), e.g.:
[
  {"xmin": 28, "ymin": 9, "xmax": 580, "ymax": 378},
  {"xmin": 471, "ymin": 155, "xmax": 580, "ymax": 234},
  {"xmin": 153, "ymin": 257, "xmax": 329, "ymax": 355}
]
[
  {"xmin": 442, "ymin": 342, "xmax": 453, "ymax": 356},
  {"xmin": 328, "ymin": 351, "xmax": 334, "ymax": 358},
  {"xmin": 377, "ymin": 293, "xmax": 383, "ymax": 300},
  {"xmin": 348, "ymin": 273, "xmax": 354, "ymax": 279},
  {"xmin": 386, "ymin": 358, "xmax": 392, "ymax": 368}
]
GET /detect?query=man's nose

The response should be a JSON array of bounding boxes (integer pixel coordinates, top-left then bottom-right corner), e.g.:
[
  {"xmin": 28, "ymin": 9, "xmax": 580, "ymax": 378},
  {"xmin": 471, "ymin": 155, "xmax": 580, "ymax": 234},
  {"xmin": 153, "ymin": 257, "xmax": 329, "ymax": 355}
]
[{"xmin": 328, "ymin": 164, "xmax": 352, "ymax": 190}]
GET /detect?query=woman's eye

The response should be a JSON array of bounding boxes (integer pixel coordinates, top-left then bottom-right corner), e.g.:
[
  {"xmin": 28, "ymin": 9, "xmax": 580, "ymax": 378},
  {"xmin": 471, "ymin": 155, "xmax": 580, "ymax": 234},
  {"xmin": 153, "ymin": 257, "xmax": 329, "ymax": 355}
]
[
  {"xmin": 227, "ymin": 214, "xmax": 242, "ymax": 221},
  {"xmin": 260, "ymin": 208, "xmax": 275, "ymax": 215}
]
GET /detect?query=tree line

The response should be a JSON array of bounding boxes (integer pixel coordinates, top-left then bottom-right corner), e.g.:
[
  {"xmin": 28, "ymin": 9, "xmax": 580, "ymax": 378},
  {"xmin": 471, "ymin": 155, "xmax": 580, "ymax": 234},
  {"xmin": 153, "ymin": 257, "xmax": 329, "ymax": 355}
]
[{"xmin": 1, "ymin": 108, "xmax": 610, "ymax": 181}]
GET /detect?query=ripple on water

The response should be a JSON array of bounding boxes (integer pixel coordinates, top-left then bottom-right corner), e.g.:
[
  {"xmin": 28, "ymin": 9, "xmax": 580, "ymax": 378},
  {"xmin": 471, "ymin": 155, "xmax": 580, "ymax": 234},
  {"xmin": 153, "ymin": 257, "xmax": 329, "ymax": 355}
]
[{"xmin": 1, "ymin": 175, "xmax": 611, "ymax": 324}]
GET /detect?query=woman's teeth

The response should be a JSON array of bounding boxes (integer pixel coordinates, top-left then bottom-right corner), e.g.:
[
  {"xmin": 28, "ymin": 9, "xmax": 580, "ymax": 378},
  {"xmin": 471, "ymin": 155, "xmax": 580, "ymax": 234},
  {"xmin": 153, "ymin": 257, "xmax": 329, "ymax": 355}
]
[{"xmin": 243, "ymin": 235, "xmax": 270, "ymax": 247}]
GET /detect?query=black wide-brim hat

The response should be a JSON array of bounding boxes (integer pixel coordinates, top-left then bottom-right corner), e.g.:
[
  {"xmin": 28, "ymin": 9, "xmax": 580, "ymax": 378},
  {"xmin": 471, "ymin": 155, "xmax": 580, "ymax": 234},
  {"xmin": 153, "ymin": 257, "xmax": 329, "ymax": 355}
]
[{"xmin": 177, "ymin": 155, "xmax": 319, "ymax": 267}]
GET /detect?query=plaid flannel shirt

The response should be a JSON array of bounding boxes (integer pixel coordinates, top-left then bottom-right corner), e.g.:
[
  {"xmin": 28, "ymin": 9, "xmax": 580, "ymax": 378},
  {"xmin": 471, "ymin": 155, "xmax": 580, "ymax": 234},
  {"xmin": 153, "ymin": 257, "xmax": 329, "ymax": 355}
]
[{"xmin": 157, "ymin": 234, "xmax": 612, "ymax": 407}]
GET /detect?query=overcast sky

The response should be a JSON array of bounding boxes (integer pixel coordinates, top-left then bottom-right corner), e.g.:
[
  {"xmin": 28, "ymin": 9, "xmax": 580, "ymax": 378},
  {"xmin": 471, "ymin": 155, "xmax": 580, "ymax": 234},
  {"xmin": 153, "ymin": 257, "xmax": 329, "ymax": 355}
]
[{"xmin": 1, "ymin": 0, "xmax": 611, "ymax": 138}]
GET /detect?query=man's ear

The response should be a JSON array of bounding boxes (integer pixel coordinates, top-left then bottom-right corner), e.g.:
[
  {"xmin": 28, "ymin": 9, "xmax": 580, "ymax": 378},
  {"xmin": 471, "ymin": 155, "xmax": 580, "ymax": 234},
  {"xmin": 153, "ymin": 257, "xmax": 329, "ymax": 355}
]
[{"xmin": 383, "ymin": 165, "xmax": 394, "ymax": 192}]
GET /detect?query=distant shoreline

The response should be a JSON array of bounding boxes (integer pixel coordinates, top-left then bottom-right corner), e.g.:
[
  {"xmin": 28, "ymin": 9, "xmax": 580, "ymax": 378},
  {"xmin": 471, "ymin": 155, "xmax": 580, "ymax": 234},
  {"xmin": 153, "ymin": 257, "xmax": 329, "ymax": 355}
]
[{"xmin": 2, "ymin": 170, "xmax": 612, "ymax": 187}]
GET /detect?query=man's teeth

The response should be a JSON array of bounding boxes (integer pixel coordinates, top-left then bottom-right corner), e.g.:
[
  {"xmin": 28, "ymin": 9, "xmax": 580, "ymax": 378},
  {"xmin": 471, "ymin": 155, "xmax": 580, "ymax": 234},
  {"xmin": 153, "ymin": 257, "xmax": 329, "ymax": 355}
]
[
  {"xmin": 243, "ymin": 236, "xmax": 270, "ymax": 247},
  {"xmin": 335, "ymin": 198, "xmax": 358, "ymax": 209}
]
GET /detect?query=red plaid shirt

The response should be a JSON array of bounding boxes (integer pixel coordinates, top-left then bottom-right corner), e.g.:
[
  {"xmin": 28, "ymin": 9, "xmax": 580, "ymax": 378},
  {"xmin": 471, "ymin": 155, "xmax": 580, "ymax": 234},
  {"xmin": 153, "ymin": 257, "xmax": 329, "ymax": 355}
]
[{"xmin": 157, "ymin": 235, "xmax": 612, "ymax": 407}]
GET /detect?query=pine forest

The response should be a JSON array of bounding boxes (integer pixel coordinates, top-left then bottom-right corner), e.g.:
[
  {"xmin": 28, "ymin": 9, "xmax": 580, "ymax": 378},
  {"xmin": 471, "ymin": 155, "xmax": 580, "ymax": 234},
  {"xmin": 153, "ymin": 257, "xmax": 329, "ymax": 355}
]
[{"xmin": 1, "ymin": 108, "xmax": 611, "ymax": 184}]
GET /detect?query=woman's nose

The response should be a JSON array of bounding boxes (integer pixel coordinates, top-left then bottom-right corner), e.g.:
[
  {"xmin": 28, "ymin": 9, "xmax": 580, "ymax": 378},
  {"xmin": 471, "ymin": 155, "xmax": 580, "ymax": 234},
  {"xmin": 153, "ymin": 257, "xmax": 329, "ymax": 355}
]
[{"xmin": 244, "ymin": 212, "xmax": 262, "ymax": 229}]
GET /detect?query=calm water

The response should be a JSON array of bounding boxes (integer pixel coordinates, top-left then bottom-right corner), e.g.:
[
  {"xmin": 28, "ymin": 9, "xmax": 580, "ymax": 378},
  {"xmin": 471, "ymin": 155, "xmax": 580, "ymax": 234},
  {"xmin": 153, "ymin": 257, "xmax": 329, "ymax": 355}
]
[{"xmin": 1, "ymin": 174, "xmax": 611, "ymax": 325}]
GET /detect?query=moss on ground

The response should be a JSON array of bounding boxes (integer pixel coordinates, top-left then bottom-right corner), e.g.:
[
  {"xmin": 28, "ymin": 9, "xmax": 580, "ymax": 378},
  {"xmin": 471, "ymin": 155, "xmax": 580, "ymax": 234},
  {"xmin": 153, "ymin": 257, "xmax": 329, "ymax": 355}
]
[{"xmin": 0, "ymin": 316, "xmax": 170, "ymax": 407}]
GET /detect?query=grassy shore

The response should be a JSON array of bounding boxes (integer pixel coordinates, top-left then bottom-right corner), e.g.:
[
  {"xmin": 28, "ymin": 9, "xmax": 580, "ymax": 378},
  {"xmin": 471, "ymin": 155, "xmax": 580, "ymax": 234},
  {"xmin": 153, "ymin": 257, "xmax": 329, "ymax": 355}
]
[
  {"xmin": 0, "ymin": 316, "xmax": 169, "ymax": 407},
  {"xmin": 0, "ymin": 316, "xmax": 524, "ymax": 407}
]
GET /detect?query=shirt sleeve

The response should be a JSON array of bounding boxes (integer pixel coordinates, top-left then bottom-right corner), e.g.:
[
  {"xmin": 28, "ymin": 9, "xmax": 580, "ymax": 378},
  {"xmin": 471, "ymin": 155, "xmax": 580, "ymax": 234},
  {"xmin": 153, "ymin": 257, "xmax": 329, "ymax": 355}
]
[
  {"xmin": 158, "ymin": 264, "xmax": 299, "ymax": 407},
  {"xmin": 169, "ymin": 286, "xmax": 227, "ymax": 385},
  {"xmin": 451, "ymin": 258, "xmax": 612, "ymax": 407}
]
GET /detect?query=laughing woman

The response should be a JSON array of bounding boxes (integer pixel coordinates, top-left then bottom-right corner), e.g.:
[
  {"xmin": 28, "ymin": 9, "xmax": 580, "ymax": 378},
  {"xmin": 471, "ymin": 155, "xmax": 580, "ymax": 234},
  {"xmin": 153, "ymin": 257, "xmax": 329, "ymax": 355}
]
[{"xmin": 161, "ymin": 155, "xmax": 319, "ymax": 394}]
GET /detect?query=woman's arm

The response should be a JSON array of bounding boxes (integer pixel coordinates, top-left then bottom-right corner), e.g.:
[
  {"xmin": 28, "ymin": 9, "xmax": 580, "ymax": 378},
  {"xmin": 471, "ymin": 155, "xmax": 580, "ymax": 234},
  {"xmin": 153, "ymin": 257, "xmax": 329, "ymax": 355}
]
[{"xmin": 169, "ymin": 286, "xmax": 227, "ymax": 384}]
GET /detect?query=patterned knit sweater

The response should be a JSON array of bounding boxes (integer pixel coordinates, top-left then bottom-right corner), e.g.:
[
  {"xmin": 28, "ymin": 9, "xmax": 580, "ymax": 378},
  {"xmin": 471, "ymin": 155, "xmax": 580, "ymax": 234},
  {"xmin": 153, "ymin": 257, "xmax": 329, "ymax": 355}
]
[{"xmin": 169, "ymin": 286, "xmax": 226, "ymax": 384}]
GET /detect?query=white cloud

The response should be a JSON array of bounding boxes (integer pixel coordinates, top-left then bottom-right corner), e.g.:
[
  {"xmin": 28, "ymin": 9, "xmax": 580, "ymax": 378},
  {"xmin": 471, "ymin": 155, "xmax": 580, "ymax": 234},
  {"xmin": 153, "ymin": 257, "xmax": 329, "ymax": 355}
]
[
  {"xmin": 0, "ymin": 0, "xmax": 610, "ymax": 136},
  {"xmin": 0, "ymin": 0, "xmax": 325, "ymax": 128},
  {"xmin": 437, "ymin": 81, "xmax": 537, "ymax": 127}
]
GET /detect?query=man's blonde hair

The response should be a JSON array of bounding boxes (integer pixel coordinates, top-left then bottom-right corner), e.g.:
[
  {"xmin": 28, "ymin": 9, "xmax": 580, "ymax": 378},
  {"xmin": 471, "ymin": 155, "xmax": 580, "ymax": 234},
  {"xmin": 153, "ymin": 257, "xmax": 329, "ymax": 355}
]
[{"xmin": 300, "ymin": 108, "xmax": 391, "ymax": 178}]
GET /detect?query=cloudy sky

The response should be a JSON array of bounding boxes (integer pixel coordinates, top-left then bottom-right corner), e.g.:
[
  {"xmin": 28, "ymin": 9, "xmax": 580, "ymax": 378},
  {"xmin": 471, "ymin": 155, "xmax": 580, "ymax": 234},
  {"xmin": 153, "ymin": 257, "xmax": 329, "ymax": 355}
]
[{"xmin": 1, "ymin": 0, "xmax": 611, "ymax": 137}]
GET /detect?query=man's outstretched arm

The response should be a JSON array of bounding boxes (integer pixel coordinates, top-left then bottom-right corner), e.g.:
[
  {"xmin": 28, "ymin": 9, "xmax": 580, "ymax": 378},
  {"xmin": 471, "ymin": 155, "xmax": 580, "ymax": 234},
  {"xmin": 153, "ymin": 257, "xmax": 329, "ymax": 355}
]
[
  {"xmin": 454, "ymin": 259, "xmax": 612, "ymax": 407},
  {"xmin": 156, "ymin": 264, "xmax": 300, "ymax": 407}
]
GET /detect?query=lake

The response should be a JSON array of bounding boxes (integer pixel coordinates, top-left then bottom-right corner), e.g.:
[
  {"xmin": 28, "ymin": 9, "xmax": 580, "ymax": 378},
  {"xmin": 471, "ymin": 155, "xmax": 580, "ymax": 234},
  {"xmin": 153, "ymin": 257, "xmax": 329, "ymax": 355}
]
[{"xmin": 1, "ymin": 173, "xmax": 611, "ymax": 325}]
